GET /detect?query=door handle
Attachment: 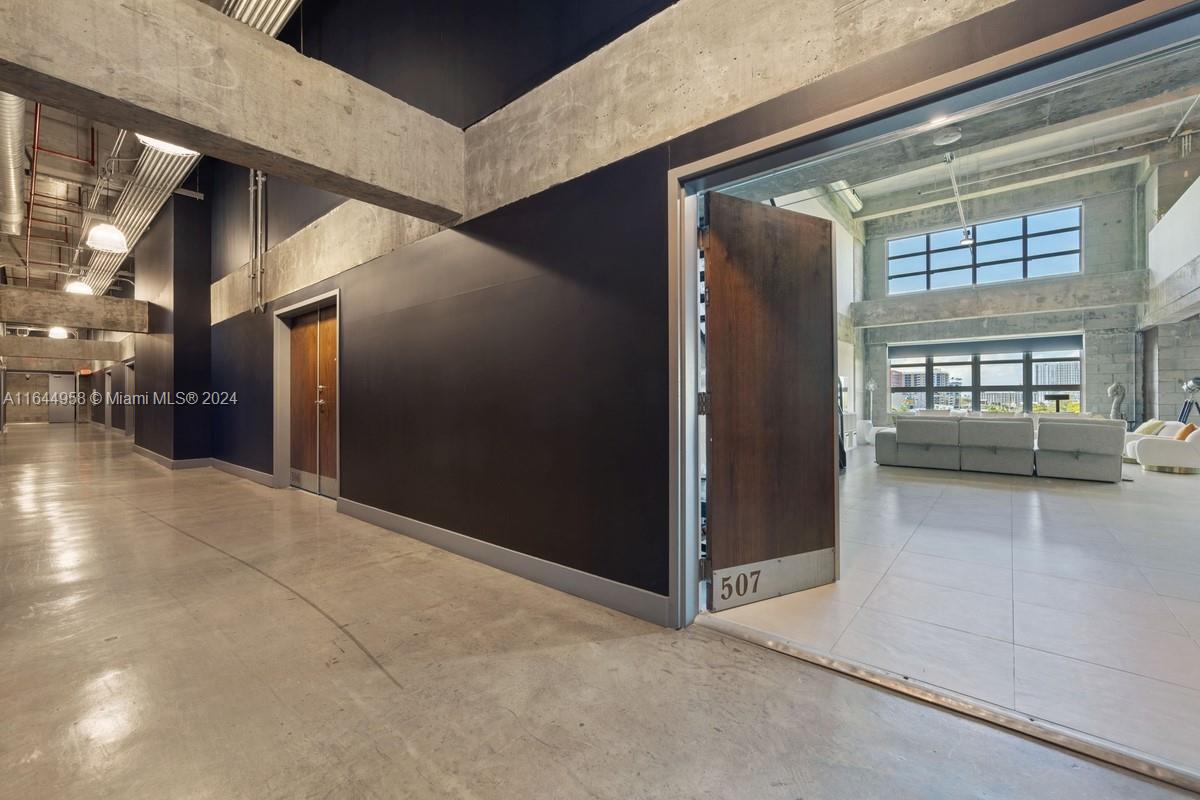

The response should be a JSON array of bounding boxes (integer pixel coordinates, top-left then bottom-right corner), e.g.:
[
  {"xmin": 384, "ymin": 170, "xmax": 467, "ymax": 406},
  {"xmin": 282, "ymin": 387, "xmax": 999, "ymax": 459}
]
[{"xmin": 315, "ymin": 399, "xmax": 325, "ymax": 406}]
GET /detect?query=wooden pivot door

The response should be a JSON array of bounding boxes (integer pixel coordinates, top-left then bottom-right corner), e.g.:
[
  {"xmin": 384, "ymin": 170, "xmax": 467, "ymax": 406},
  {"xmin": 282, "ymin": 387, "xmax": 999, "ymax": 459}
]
[
  {"xmin": 290, "ymin": 305, "xmax": 339, "ymax": 497},
  {"xmin": 704, "ymin": 191, "xmax": 837, "ymax": 611}
]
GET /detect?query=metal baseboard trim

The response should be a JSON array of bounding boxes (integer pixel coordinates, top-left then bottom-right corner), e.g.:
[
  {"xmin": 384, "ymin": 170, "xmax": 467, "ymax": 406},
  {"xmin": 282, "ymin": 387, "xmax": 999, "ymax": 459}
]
[
  {"xmin": 132, "ymin": 445, "xmax": 212, "ymax": 471},
  {"xmin": 212, "ymin": 458, "xmax": 275, "ymax": 487},
  {"xmin": 337, "ymin": 498, "xmax": 673, "ymax": 627},
  {"xmin": 696, "ymin": 613, "xmax": 1200, "ymax": 794}
]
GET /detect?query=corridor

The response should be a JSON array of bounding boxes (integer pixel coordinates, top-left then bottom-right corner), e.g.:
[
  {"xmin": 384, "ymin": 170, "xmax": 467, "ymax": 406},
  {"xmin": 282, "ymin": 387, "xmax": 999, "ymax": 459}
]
[{"xmin": 0, "ymin": 425, "xmax": 1188, "ymax": 799}]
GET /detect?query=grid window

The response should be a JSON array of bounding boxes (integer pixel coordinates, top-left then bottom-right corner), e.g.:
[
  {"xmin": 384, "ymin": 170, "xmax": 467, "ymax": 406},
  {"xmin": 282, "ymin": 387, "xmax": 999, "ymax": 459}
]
[
  {"xmin": 886, "ymin": 206, "xmax": 1082, "ymax": 295},
  {"xmin": 888, "ymin": 347, "xmax": 1081, "ymax": 414}
]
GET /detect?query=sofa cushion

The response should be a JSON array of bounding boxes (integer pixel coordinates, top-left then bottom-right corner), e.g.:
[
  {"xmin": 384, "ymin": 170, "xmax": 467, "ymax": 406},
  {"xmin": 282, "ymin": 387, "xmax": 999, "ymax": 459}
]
[
  {"xmin": 1176, "ymin": 423, "xmax": 1198, "ymax": 441},
  {"xmin": 959, "ymin": 418, "xmax": 1034, "ymax": 449},
  {"xmin": 896, "ymin": 417, "xmax": 959, "ymax": 446},
  {"xmin": 1134, "ymin": 419, "xmax": 1165, "ymax": 435},
  {"xmin": 1037, "ymin": 421, "xmax": 1125, "ymax": 456}
]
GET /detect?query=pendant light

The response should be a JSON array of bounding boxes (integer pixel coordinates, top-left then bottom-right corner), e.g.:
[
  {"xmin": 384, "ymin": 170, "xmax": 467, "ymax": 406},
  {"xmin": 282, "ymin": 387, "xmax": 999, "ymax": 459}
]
[
  {"xmin": 136, "ymin": 133, "xmax": 199, "ymax": 158},
  {"xmin": 945, "ymin": 154, "xmax": 973, "ymax": 247},
  {"xmin": 86, "ymin": 222, "xmax": 129, "ymax": 253},
  {"xmin": 64, "ymin": 279, "xmax": 93, "ymax": 295},
  {"xmin": 48, "ymin": 326, "xmax": 69, "ymax": 339}
]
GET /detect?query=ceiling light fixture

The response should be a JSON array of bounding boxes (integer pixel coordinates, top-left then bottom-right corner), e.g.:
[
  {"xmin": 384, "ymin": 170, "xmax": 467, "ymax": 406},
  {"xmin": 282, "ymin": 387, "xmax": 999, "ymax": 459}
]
[
  {"xmin": 135, "ymin": 133, "xmax": 199, "ymax": 158},
  {"xmin": 945, "ymin": 154, "xmax": 973, "ymax": 248},
  {"xmin": 826, "ymin": 179, "xmax": 864, "ymax": 213},
  {"xmin": 85, "ymin": 223, "xmax": 129, "ymax": 254},
  {"xmin": 64, "ymin": 279, "xmax": 93, "ymax": 295},
  {"xmin": 933, "ymin": 126, "xmax": 963, "ymax": 147},
  {"xmin": 48, "ymin": 326, "xmax": 69, "ymax": 339}
]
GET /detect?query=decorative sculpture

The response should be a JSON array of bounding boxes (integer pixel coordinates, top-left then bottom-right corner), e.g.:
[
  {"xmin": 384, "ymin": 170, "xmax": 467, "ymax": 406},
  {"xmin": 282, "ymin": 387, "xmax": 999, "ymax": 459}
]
[{"xmin": 1106, "ymin": 381, "xmax": 1126, "ymax": 421}]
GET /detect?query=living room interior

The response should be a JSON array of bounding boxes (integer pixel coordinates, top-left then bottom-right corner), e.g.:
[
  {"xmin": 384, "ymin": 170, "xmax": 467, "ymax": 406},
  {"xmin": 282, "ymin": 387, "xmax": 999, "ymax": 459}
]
[{"xmin": 703, "ymin": 37, "xmax": 1200, "ymax": 777}]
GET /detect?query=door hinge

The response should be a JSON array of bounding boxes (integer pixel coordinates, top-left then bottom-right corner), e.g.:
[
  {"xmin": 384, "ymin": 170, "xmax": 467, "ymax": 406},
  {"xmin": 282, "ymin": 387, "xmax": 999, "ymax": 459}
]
[
  {"xmin": 697, "ymin": 391, "xmax": 711, "ymax": 415},
  {"xmin": 699, "ymin": 557, "xmax": 712, "ymax": 583}
]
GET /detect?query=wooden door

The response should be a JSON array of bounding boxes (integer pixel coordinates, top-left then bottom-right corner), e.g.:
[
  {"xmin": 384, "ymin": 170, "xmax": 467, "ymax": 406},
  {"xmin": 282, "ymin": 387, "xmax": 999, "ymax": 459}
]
[
  {"xmin": 317, "ymin": 305, "xmax": 338, "ymax": 493},
  {"xmin": 704, "ymin": 191, "xmax": 837, "ymax": 611},
  {"xmin": 290, "ymin": 310, "xmax": 319, "ymax": 490}
]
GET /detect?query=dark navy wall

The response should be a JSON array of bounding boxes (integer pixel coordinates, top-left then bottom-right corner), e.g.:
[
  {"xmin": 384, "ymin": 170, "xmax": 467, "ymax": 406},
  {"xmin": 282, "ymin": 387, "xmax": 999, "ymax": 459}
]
[{"xmin": 135, "ymin": 190, "xmax": 212, "ymax": 461}]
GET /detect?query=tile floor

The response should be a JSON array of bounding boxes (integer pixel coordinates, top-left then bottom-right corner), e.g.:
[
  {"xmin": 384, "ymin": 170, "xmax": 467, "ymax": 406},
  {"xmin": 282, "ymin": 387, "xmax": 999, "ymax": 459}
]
[{"xmin": 715, "ymin": 445, "xmax": 1200, "ymax": 775}]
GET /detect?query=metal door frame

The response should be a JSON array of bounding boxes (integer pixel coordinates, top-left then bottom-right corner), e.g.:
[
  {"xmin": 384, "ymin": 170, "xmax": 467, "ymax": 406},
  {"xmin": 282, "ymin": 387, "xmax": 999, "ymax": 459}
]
[{"xmin": 664, "ymin": 1, "xmax": 1200, "ymax": 628}]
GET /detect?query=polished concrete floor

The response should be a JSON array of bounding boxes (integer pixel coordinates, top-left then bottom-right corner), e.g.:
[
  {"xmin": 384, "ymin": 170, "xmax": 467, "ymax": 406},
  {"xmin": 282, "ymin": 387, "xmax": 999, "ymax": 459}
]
[
  {"xmin": 717, "ymin": 445, "xmax": 1200, "ymax": 778},
  {"xmin": 0, "ymin": 424, "xmax": 1193, "ymax": 799}
]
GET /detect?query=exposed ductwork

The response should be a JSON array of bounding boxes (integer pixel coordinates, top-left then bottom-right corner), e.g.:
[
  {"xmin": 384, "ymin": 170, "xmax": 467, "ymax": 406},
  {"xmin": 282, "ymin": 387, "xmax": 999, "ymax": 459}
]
[
  {"xmin": 0, "ymin": 92, "xmax": 25, "ymax": 236},
  {"xmin": 79, "ymin": 0, "xmax": 302, "ymax": 295}
]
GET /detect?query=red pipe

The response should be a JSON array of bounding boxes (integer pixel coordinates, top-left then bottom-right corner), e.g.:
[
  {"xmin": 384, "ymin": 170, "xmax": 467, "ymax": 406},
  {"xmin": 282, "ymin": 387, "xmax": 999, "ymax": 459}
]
[
  {"xmin": 36, "ymin": 145, "xmax": 94, "ymax": 165},
  {"xmin": 24, "ymin": 102, "xmax": 42, "ymax": 286}
]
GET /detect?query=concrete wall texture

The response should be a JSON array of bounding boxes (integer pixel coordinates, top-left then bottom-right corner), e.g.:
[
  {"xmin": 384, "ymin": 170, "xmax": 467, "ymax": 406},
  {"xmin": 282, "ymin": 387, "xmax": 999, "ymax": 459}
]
[
  {"xmin": 857, "ymin": 166, "xmax": 1148, "ymax": 422},
  {"xmin": 1150, "ymin": 317, "xmax": 1200, "ymax": 421}
]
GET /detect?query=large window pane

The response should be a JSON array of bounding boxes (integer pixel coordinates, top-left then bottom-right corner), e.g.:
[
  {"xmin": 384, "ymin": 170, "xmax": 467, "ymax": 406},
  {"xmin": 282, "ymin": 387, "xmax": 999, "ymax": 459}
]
[
  {"xmin": 1027, "ymin": 229, "xmax": 1080, "ymax": 256},
  {"xmin": 930, "ymin": 229, "xmax": 965, "ymax": 250},
  {"xmin": 884, "ymin": 206, "xmax": 1082, "ymax": 294},
  {"xmin": 1027, "ymin": 207, "xmax": 1080, "ymax": 234},
  {"xmin": 888, "ymin": 235, "xmax": 926, "ymax": 257},
  {"xmin": 981, "ymin": 363, "xmax": 1022, "ymax": 385},
  {"xmin": 1032, "ymin": 360, "xmax": 1081, "ymax": 385},
  {"xmin": 933, "ymin": 391, "xmax": 972, "ymax": 411},
  {"xmin": 888, "ymin": 254, "xmax": 926, "ymax": 275},
  {"xmin": 930, "ymin": 268, "xmax": 971, "ymax": 289},
  {"xmin": 930, "ymin": 247, "xmax": 972, "ymax": 269},
  {"xmin": 976, "ymin": 239, "xmax": 1023, "ymax": 263},
  {"xmin": 932, "ymin": 364, "xmax": 971, "ymax": 387},
  {"xmin": 888, "ymin": 274, "xmax": 926, "ymax": 294},
  {"xmin": 1032, "ymin": 390, "xmax": 1081, "ymax": 414},
  {"xmin": 976, "ymin": 261, "xmax": 1023, "ymax": 284},
  {"xmin": 888, "ymin": 366, "xmax": 926, "ymax": 387},
  {"xmin": 891, "ymin": 391, "xmax": 926, "ymax": 412},
  {"xmin": 976, "ymin": 217, "xmax": 1023, "ymax": 242},
  {"xmin": 1027, "ymin": 254, "xmax": 1080, "ymax": 277},
  {"xmin": 980, "ymin": 391, "xmax": 1024, "ymax": 413}
]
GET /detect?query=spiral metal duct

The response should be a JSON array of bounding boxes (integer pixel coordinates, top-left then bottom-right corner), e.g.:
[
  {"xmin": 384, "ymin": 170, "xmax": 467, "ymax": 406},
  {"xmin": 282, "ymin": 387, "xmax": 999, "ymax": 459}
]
[{"xmin": 0, "ymin": 93, "xmax": 25, "ymax": 237}]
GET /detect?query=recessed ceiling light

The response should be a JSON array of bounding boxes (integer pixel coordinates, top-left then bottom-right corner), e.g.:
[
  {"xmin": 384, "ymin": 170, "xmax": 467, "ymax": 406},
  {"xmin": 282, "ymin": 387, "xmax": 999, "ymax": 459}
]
[
  {"xmin": 933, "ymin": 126, "xmax": 963, "ymax": 147},
  {"xmin": 135, "ymin": 133, "xmax": 199, "ymax": 157},
  {"xmin": 48, "ymin": 326, "xmax": 69, "ymax": 339}
]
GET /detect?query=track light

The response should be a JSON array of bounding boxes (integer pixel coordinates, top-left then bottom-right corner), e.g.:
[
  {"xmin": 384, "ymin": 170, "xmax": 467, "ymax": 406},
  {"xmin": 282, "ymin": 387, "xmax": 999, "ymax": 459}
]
[
  {"xmin": 960, "ymin": 229, "xmax": 975, "ymax": 247},
  {"xmin": 135, "ymin": 133, "xmax": 199, "ymax": 157},
  {"xmin": 48, "ymin": 326, "xmax": 69, "ymax": 339},
  {"xmin": 64, "ymin": 279, "xmax": 93, "ymax": 295},
  {"xmin": 85, "ymin": 223, "xmax": 129, "ymax": 253}
]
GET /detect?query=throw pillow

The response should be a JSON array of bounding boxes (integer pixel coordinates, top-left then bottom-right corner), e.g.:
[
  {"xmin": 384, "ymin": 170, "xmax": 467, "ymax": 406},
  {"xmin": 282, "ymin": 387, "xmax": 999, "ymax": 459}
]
[
  {"xmin": 1176, "ymin": 423, "xmax": 1198, "ymax": 441},
  {"xmin": 1134, "ymin": 419, "xmax": 1165, "ymax": 435}
]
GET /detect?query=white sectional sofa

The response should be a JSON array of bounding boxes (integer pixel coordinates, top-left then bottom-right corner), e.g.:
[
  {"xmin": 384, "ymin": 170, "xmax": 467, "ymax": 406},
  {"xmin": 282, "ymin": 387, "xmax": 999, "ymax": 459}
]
[
  {"xmin": 1034, "ymin": 420, "xmax": 1126, "ymax": 483},
  {"xmin": 875, "ymin": 414, "xmax": 1125, "ymax": 482}
]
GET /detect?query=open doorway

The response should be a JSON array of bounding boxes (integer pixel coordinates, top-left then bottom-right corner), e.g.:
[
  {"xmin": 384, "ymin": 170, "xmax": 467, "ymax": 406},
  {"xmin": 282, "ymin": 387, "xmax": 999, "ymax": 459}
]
[
  {"xmin": 273, "ymin": 292, "xmax": 339, "ymax": 498},
  {"xmin": 677, "ymin": 24, "xmax": 1200, "ymax": 787}
]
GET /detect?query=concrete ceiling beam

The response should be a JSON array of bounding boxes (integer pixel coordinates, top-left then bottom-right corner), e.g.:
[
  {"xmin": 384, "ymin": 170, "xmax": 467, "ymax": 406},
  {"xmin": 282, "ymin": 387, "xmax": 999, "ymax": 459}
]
[
  {"xmin": 0, "ymin": 286, "xmax": 148, "ymax": 332},
  {"xmin": 0, "ymin": 334, "xmax": 121, "ymax": 362},
  {"xmin": 0, "ymin": 0, "xmax": 464, "ymax": 225}
]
